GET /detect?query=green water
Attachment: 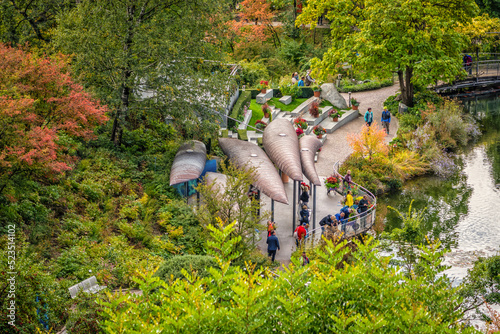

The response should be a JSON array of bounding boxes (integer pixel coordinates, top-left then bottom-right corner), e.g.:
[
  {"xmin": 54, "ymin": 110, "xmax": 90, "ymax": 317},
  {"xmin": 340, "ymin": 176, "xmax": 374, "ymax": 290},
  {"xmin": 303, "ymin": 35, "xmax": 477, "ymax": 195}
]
[{"xmin": 379, "ymin": 95, "xmax": 500, "ymax": 255}]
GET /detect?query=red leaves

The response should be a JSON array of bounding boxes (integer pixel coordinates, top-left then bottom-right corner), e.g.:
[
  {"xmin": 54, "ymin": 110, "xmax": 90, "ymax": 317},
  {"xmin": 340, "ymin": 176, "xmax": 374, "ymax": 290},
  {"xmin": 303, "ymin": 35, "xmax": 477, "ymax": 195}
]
[{"xmin": 0, "ymin": 44, "xmax": 107, "ymax": 183}]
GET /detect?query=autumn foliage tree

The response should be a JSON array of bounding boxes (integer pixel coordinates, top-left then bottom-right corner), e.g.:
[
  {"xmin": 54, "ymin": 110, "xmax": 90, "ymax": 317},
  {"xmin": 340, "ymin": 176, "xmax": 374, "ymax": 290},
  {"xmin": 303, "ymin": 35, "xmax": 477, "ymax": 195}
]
[
  {"xmin": 0, "ymin": 44, "xmax": 107, "ymax": 193},
  {"xmin": 230, "ymin": 0, "xmax": 281, "ymax": 50},
  {"xmin": 347, "ymin": 122, "xmax": 388, "ymax": 160}
]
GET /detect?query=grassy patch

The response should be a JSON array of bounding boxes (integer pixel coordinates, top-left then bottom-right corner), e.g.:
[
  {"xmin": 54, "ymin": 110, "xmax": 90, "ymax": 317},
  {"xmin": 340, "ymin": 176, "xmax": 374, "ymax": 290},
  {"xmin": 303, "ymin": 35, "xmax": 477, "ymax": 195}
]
[
  {"xmin": 249, "ymin": 100, "xmax": 264, "ymax": 126},
  {"xmin": 267, "ymin": 97, "xmax": 307, "ymax": 112},
  {"xmin": 320, "ymin": 100, "xmax": 333, "ymax": 107}
]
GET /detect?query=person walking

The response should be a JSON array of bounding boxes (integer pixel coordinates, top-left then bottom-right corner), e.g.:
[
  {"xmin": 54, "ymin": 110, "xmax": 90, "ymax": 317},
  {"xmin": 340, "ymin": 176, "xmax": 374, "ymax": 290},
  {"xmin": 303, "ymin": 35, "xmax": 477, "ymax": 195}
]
[
  {"xmin": 294, "ymin": 223, "xmax": 307, "ymax": 247},
  {"xmin": 299, "ymin": 183, "xmax": 310, "ymax": 207},
  {"xmin": 291, "ymin": 72, "xmax": 299, "ymax": 84},
  {"xmin": 381, "ymin": 106, "xmax": 391, "ymax": 134},
  {"xmin": 319, "ymin": 213, "xmax": 335, "ymax": 233},
  {"xmin": 299, "ymin": 205, "xmax": 310, "ymax": 225},
  {"xmin": 266, "ymin": 230, "xmax": 280, "ymax": 262},
  {"xmin": 267, "ymin": 220, "xmax": 276, "ymax": 237},
  {"xmin": 305, "ymin": 70, "xmax": 315, "ymax": 86},
  {"xmin": 343, "ymin": 170, "xmax": 352, "ymax": 191},
  {"xmin": 298, "ymin": 76, "xmax": 305, "ymax": 87},
  {"xmin": 301, "ymin": 251, "xmax": 310, "ymax": 266},
  {"xmin": 364, "ymin": 108, "xmax": 374, "ymax": 127}
]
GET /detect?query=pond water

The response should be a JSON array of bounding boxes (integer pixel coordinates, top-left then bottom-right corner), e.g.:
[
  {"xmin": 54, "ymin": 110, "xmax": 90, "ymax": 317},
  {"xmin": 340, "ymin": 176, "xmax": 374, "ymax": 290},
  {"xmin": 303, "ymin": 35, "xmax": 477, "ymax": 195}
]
[{"xmin": 378, "ymin": 94, "xmax": 500, "ymax": 282}]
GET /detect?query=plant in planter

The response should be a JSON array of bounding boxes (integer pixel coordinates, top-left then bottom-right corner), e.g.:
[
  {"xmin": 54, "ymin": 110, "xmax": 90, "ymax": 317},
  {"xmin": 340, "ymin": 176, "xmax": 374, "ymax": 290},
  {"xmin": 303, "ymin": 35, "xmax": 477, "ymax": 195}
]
[
  {"xmin": 312, "ymin": 84, "xmax": 322, "ymax": 97},
  {"xmin": 255, "ymin": 120, "xmax": 268, "ymax": 131},
  {"xmin": 328, "ymin": 109, "xmax": 345, "ymax": 121},
  {"xmin": 324, "ymin": 175, "xmax": 340, "ymax": 191},
  {"xmin": 312, "ymin": 125, "xmax": 326, "ymax": 138},
  {"xmin": 351, "ymin": 98, "xmax": 360, "ymax": 110},
  {"xmin": 262, "ymin": 103, "xmax": 272, "ymax": 119},
  {"xmin": 256, "ymin": 80, "xmax": 269, "ymax": 93},
  {"xmin": 309, "ymin": 101, "xmax": 320, "ymax": 118},
  {"xmin": 295, "ymin": 127, "xmax": 304, "ymax": 139},
  {"xmin": 293, "ymin": 117, "xmax": 308, "ymax": 130}
]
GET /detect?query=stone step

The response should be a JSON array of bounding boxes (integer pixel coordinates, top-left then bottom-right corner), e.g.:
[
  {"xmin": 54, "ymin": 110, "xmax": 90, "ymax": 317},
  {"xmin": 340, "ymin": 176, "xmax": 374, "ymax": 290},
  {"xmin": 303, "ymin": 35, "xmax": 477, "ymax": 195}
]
[{"xmin": 318, "ymin": 109, "xmax": 359, "ymax": 134}]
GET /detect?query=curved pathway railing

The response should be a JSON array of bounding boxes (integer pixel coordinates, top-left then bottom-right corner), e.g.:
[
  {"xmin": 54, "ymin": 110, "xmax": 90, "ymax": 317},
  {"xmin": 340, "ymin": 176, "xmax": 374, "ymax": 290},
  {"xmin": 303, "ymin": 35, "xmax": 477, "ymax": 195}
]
[{"xmin": 304, "ymin": 161, "xmax": 377, "ymax": 246}]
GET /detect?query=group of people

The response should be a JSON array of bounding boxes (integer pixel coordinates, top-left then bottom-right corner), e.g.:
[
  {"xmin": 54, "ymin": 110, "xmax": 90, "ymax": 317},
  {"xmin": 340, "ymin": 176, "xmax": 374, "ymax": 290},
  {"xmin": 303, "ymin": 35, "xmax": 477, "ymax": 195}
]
[
  {"xmin": 363, "ymin": 106, "xmax": 391, "ymax": 135},
  {"xmin": 291, "ymin": 70, "xmax": 316, "ymax": 87}
]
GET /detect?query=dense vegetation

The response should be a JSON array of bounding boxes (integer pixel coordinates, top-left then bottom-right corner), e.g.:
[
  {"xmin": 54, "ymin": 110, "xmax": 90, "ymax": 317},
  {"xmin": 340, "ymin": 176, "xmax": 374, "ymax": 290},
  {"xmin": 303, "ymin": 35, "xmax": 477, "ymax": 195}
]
[{"xmin": 1, "ymin": 0, "xmax": 500, "ymax": 332}]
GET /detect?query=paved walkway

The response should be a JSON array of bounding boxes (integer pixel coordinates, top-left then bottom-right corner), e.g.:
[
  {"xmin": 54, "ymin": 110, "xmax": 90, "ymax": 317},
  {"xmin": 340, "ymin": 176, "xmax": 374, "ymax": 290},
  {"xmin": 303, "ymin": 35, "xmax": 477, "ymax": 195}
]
[{"xmin": 258, "ymin": 83, "xmax": 400, "ymax": 264}]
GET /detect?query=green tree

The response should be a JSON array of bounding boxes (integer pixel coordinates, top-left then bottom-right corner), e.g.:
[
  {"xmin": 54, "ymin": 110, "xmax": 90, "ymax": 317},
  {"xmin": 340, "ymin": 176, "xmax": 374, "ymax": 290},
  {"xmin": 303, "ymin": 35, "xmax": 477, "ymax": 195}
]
[
  {"xmin": 98, "ymin": 222, "xmax": 479, "ymax": 333},
  {"xmin": 195, "ymin": 162, "xmax": 269, "ymax": 257},
  {"xmin": 296, "ymin": 0, "xmax": 479, "ymax": 107},
  {"xmin": 54, "ymin": 0, "xmax": 232, "ymax": 146}
]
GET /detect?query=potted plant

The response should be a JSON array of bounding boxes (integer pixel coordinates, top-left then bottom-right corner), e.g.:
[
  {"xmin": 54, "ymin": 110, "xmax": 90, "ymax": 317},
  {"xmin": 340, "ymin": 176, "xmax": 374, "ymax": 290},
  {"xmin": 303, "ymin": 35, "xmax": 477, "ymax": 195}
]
[
  {"xmin": 313, "ymin": 125, "xmax": 326, "ymax": 139},
  {"xmin": 255, "ymin": 119, "xmax": 267, "ymax": 131},
  {"xmin": 351, "ymin": 98, "xmax": 360, "ymax": 110},
  {"xmin": 295, "ymin": 127, "xmax": 304, "ymax": 139},
  {"xmin": 312, "ymin": 84, "xmax": 322, "ymax": 97},
  {"xmin": 329, "ymin": 109, "xmax": 339, "ymax": 122},
  {"xmin": 308, "ymin": 101, "xmax": 320, "ymax": 118},
  {"xmin": 262, "ymin": 103, "xmax": 271, "ymax": 119},
  {"xmin": 293, "ymin": 117, "xmax": 308, "ymax": 130},
  {"xmin": 324, "ymin": 175, "xmax": 340, "ymax": 194},
  {"xmin": 256, "ymin": 80, "xmax": 269, "ymax": 94}
]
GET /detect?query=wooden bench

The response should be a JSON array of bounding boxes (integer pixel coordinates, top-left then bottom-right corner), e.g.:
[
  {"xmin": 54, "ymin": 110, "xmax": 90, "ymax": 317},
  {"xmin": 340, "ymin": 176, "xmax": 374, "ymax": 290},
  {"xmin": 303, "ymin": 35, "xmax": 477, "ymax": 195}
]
[{"xmin": 68, "ymin": 276, "xmax": 107, "ymax": 299}]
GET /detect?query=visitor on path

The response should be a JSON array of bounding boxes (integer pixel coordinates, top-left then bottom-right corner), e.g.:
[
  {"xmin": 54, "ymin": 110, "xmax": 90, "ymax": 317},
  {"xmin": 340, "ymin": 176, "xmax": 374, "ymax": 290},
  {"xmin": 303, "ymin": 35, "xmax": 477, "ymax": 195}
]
[
  {"xmin": 358, "ymin": 195, "xmax": 369, "ymax": 214},
  {"xmin": 266, "ymin": 231, "xmax": 280, "ymax": 262},
  {"xmin": 319, "ymin": 214, "xmax": 336, "ymax": 233},
  {"xmin": 343, "ymin": 170, "xmax": 352, "ymax": 190},
  {"xmin": 340, "ymin": 205, "xmax": 352, "ymax": 220},
  {"xmin": 301, "ymin": 252, "xmax": 310, "ymax": 266},
  {"xmin": 267, "ymin": 220, "xmax": 276, "ymax": 237},
  {"xmin": 334, "ymin": 211, "xmax": 346, "ymax": 224},
  {"xmin": 463, "ymin": 54, "xmax": 473, "ymax": 75},
  {"xmin": 291, "ymin": 72, "xmax": 299, "ymax": 84},
  {"xmin": 345, "ymin": 190, "xmax": 354, "ymax": 207},
  {"xmin": 305, "ymin": 70, "xmax": 315, "ymax": 86},
  {"xmin": 298, "ymin": 76, "xmax": 305, "ymax": 87},
  {"xmin": 364, "ymin": 108, "xmax": 374, "ymax": 127},
  {"xmin": 294, "ymin": 223, "xmax": 307, "ymax": 247},
  {"xmin": 299, "ymin": 183, "xmax": 310, "ymax": 206},
  {"xmin": 381, "ymin": 106, "xmax": 391, "ymax": 134},
  {"xmin": 299, "ymin": 205, "xmax": 310, "ymax": 224}
]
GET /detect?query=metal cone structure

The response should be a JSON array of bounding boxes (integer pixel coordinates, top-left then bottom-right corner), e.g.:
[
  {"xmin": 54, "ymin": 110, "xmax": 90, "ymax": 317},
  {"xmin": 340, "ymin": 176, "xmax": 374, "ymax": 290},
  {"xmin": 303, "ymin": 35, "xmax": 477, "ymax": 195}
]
[
  {"xmin": 262, "ymin": 119, "xmax": 303, "ymax": 181},
  {"xmin": 219, "ymin": 138, "xmax": 288, "ymax": 204},
  {"xmin": 169, "ymin": 140, "xmax": 206, "ymax": 185},
  {"xmin": 299, "ymin": 135, "xmax": 323, "ymax": 186}
]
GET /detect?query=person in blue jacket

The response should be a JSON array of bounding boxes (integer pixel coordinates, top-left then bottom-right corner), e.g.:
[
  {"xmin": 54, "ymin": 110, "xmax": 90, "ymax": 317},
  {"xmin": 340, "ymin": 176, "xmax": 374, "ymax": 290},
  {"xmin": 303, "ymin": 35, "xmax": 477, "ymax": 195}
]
[
  {"xmin": 298, "ymin": 76, "xmax": 305, "ymax": 87},
  {"xmin": 364, "ymin": 107, "xmax": 373, "ymax": 127},
  {"xmin": 266, "ymin": 231, "xmax": 280, "ymax": 262},
  {"xmin": 299, "ymin": 205, "xmax": 310, "ymax": 224},
  {"xmin": 381, "ymin": 106, "xmax": 391, "ymax": 134}
]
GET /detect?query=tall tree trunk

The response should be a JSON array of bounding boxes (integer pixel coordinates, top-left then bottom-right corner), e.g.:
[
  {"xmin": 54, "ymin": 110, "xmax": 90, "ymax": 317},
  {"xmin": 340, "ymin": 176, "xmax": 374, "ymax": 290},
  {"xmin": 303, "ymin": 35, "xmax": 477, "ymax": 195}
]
[
  {"xmin": 111, "ymin": 5, "xmax": 135, "ymax": 145},
  {"xmin": 398, "ymin": 68, "xmax": 414, "ymax": 107}
]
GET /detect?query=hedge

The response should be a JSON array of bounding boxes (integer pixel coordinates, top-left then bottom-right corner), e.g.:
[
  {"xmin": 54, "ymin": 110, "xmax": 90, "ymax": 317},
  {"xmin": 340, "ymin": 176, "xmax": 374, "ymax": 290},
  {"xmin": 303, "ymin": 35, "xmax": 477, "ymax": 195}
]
[
  {"xmin": 338, "ymin": 79, "xmax": 393, "ymax": 93},
  {"xmin": 246, "ymin": 87, "xmax": 314, "ymax": 99},
  {"xmin": 228, "ymin": 91, "xmax": 251, "ymax": 129},
  {"xmin": 154, "ymin": 255, "xmax": 218, "ymax": 282}
]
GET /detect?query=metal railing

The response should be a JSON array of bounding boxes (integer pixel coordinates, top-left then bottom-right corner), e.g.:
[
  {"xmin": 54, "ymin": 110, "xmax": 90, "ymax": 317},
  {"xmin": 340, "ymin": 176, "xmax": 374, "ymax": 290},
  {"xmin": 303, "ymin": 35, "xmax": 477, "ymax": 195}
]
[{"xmin": 302, "ymin": 161, "xmax": 377, "ymax": 246}]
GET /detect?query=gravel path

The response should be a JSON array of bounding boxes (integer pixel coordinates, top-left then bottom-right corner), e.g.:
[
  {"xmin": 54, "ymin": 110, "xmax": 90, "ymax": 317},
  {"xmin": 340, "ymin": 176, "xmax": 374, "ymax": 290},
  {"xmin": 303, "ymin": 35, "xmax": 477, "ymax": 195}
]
[{"xmin": 315, "ymin": 83, "xmax": 401, "ymax": 176}]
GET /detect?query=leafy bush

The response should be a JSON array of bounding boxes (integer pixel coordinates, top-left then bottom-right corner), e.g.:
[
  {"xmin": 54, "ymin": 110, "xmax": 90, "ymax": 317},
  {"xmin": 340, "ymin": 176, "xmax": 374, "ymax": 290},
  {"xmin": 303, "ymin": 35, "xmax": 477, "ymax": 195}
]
[
  {"xmin": 238, "ymin": 60, "xmax": 269, "ymax": 88},
  {"xmin": 154, "ymin": 255, "xmax": 218, "ymax": 282},
  {"xmin": 278, "ymin": 76, "xmax": 301, "ymax": 99},
  {"xmin": 338, "ymin": 79, "xmax": 393, "ymax": 92},
  {"xmin": 66, "ymin": 293, "xmax": 105, "ymax": 334},
  {"xmin": 228, "ymin": 91, "xmax": 251, "ymax": 129}
]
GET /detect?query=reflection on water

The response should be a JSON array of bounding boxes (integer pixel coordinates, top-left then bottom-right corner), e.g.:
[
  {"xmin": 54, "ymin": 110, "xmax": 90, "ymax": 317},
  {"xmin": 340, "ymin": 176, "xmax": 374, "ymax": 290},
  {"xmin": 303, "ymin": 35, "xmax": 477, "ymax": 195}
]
[{"xmin": 378, "ymin": 94, "xmax": 500, "ymax": 279}]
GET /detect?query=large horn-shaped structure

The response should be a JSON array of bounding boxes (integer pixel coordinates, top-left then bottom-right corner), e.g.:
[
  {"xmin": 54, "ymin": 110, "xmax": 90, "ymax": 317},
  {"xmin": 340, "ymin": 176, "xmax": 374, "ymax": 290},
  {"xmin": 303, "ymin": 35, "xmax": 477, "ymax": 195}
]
[
  {"xmin": 299, "ymin": 135, "xmax": 323, "ymax": 186},
  {"xmin": 262, "ymin": 119, "xmax": 303, "ymax": 181},
  {"xmin": 219, "ymin": 138, "xmax": 288, "ymax": 204},
  {"xmin": 203, "ymin": 172, "xmax": 228, "ymax": 196},
  {"xmin": 169, "ymin": 140, "xmax": 206, "ymax": 185}
]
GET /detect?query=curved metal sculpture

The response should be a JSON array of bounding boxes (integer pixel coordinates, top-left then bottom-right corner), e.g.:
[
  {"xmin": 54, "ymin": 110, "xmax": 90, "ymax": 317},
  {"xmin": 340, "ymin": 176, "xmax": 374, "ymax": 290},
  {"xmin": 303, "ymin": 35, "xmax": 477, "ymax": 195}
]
[
  {"xmin": 169, "ymin": 140, "xmax": 206, "ymax": 185},
  {"xmin": 299, "ymin": 135, "xmax": 323, "ymax": 186},
  {"xmin": 219, "ymin": 138, "xmax": 288, "ymax": 205},
  {"xmin": 203, "ymin": 172, "xmax": 228, "ymax": 196},
  {"xmin": 262, "ymin": 119, "xmax": 303, "ymax": 181}
]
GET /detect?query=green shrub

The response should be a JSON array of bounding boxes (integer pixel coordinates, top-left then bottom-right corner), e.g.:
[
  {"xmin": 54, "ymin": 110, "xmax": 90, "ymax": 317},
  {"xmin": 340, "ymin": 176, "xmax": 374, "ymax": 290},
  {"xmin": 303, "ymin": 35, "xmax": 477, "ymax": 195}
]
[
  {"xmin": 229, "ymin": 91, "xmax": 251, "ymax": 129},
  {"xmin": 66, "ymin": 293, "xmax": 105, "ymax": 334},
  {"xmin": 279, "ymin": 76, "xmax": 301, "ymax": 100},
  {"xmin": 154, "ymin": 255, "xmax": 218, "ymax": 282},
  {"xmin": 238, "ymin": 60, "xmax": 269, "ymax": 88},
  {"xmin": 338, "ymin": 79, "xmax": 393, "ymax": 93}
]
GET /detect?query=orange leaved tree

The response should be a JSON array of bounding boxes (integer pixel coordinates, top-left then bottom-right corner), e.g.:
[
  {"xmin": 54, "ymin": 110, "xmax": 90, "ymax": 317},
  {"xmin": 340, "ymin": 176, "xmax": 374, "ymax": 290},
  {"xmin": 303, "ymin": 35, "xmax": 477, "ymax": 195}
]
[
  {"xmin": 0, "ymin": 44, "xmax": 108, "ymax": 193},
  {"xmin": 346, "ymin": 122, "xmax": 388, "ymax": 160}
]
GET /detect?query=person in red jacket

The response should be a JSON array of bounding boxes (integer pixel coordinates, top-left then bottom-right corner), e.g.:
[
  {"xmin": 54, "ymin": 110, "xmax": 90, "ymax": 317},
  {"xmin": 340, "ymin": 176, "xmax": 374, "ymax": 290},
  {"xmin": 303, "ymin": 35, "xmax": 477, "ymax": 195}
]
[{"xmin": 294, "ymin": 223, "xmax": 307, "ymax": 247}]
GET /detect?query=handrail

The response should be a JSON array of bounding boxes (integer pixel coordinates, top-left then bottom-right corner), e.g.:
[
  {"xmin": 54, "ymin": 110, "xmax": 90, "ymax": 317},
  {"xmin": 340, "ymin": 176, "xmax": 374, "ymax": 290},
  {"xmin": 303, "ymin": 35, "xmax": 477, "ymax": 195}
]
[{"xmin": 303, "ymin": 161, "xmax": 377, "ymax": 245}]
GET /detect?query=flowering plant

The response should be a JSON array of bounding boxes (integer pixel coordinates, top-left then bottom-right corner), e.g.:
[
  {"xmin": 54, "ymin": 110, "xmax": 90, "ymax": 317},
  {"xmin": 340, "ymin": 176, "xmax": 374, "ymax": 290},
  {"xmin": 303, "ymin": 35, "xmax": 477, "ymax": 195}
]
[
  {"xmin": 351, "ymin": 98, "xmax": 360, "ymax": 107},
  {"xmin": 309, "ymin": 101, "xmax": 320, "ymax": 118},
  {"xmin": 295, "ymin": 127, "xmax": 304, "ymax": 138},
  {"xmin": 255, "ymin": 120, "xmax": 267, "ymax": 130},
  {"xmin": 256, "ymin": 80, "xmax": 269, "ymax": 90},
  {"xmin": 294, "ymin": 117, "xmax": 308, "ymax": 130},
  {"xmin": 324, "ymin": 175, "xmax": 340, "ymax": 189},
  {"xmin": 313, "ymin": 125, "xmax": 326, "ymax": 136}
]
